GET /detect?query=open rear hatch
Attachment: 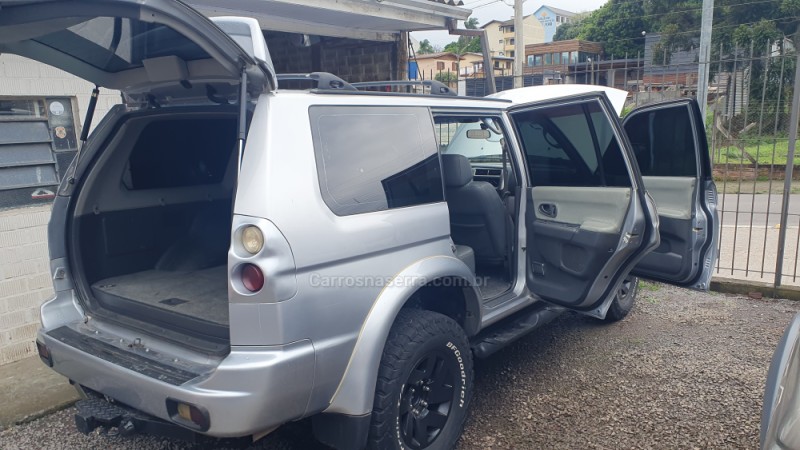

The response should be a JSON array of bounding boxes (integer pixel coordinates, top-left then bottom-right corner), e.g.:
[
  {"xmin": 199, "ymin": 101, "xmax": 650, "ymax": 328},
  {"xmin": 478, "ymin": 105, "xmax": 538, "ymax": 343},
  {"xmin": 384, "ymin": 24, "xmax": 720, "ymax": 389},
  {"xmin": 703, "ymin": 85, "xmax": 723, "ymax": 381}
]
[
  {"xmin": 0, "ymin": 0, "xmax": 276, "ymax": 350},
  {"xmin": 0, "ymin": 0, "xmax": 276, "ymax": 104}
]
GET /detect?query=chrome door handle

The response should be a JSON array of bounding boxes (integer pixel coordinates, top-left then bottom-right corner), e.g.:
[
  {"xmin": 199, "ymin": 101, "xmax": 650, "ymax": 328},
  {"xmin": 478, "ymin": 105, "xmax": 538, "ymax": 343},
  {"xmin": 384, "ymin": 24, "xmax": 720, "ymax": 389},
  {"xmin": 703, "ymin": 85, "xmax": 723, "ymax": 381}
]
[{"xmin": 538, "ymin": 203, "xmax": 557, "ymax": 218}]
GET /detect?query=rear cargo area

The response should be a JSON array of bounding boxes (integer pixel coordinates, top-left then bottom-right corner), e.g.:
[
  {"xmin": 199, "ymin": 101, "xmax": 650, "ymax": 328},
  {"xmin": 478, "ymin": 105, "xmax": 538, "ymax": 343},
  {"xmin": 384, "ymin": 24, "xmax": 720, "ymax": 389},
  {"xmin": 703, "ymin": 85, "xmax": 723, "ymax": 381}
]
[
  {"xmin": 92, "ymin": 267, "xmax": 228, "ymax": 326},
  {"xmin": 72, "ymin": 109, "xmax": 239, "ymax": 341}
]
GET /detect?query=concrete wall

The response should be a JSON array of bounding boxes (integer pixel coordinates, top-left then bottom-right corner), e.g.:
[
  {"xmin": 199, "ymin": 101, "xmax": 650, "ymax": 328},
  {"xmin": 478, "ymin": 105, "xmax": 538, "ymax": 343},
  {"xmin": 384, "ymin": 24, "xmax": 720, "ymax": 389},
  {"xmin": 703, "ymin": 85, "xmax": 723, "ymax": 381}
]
[
  {"xmin": 0, "ymin": 54, "xmax": 121, "ymax": 135},
  {"xmin": 0, "ymin": 205, "xmax": 53, "ymax": 365}
]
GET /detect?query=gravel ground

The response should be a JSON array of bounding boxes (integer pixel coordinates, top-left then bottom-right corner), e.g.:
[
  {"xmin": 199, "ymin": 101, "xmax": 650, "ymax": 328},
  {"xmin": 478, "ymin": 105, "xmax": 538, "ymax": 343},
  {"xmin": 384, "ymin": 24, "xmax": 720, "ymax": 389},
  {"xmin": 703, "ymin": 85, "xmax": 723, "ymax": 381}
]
[{"xmin": 1, "ymin": 283, "xmax": 797, "ymax": 449}]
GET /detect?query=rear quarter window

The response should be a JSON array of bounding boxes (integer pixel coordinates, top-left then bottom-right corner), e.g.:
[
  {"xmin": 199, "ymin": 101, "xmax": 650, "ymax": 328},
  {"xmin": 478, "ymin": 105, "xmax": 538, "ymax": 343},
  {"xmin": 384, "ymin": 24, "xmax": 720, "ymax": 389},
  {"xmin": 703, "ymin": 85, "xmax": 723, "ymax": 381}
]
[{"xmin": 309, "ymin": 106, "xmax": 444, "ymax": 216}]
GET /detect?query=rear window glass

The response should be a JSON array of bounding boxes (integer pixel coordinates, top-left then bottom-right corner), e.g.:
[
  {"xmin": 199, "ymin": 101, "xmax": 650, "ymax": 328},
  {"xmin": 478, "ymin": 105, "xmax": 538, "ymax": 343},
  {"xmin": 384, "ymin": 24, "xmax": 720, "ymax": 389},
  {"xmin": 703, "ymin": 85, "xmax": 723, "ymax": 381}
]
[
  {"xmin": 34, "ymin": 17, "xmax": 209, "ymax": 73},
  {"xmin": 310, "ymin": 106, "xmax": 444, "ymax": 216},
  {"xmin": 624, "ymin": 105, "xmax": 698, "ymax": 177},
  {"xmin": 126, "ymin": 118, "xmax": 235, "ymax": 190},
  {"xmin": 512, "ymin": 99, "xmax": 631, "ymax": 187}
]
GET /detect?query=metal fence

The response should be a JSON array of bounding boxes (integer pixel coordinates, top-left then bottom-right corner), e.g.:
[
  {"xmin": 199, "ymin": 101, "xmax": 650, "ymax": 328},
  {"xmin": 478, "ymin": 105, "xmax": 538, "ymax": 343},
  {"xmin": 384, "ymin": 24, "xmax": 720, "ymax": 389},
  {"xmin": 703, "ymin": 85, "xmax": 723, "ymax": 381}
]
[{"xmin": 456, "ymin": 38, "xmax": 800, "ymax": 288}]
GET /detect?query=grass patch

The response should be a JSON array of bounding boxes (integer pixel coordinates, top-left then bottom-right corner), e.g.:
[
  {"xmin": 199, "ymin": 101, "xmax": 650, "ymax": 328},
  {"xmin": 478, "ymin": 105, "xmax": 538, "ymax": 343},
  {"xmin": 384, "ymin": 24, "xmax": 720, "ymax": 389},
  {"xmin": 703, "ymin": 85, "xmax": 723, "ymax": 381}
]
[
  {"xmin": 711, "ymin": 139, "xmax": 793, "ymax": 166},
  {"xmin": 640, "ymin": 281, "xmax": 661, "ymax": 292},
  {"xmin": 644, "ymin": 295, "xmax": 660, "ymax": 304}
]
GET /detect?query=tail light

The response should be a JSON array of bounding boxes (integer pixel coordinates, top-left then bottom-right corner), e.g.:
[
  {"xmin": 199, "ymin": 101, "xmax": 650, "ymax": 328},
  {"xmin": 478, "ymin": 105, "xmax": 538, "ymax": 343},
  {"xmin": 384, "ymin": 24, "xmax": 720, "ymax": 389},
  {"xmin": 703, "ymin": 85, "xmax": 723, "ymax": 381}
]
[
  {"xmin": 241, "ymin": 225, "xmax": 264, "ymax": 254},
  {"xmin": 241, "ymin": 263, "xmax": 264, "ymax": 292}
]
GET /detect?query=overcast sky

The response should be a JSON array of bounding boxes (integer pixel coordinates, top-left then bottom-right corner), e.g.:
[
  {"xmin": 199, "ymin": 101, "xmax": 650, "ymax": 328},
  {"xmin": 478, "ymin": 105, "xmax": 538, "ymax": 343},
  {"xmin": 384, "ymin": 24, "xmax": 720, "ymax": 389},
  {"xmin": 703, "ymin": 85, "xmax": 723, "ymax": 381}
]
[{"xmin": 412, "ymin": 0, "xmax": 608, "ymax": 48}]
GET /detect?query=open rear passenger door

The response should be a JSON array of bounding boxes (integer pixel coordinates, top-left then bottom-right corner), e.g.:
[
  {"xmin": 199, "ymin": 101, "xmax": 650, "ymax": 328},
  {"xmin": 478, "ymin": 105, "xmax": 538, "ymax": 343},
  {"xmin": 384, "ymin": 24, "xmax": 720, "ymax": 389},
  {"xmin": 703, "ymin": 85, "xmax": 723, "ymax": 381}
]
[
  {"xmin": 508, "ymin": 93, "xmax": 660, "ymax": 319},
  {"xmin": 624, "ymin": 99, "xmax": 719, "ymax": 290}
]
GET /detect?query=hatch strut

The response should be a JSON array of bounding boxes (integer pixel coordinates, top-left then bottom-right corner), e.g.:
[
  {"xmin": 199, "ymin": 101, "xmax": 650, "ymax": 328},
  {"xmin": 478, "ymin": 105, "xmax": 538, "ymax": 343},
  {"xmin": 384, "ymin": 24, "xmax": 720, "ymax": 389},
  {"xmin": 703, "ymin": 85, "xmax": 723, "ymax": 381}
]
[
  {"xmin": 237, "ymin": 69, "xmax": 248, "ymax": 171},
  {"xmin": 66, "ymin": 85, "xmax": 100, "ymax": 185},
  {"xmin": 79, "ymin": 86, "xmax": 100, "ymax": 147}
]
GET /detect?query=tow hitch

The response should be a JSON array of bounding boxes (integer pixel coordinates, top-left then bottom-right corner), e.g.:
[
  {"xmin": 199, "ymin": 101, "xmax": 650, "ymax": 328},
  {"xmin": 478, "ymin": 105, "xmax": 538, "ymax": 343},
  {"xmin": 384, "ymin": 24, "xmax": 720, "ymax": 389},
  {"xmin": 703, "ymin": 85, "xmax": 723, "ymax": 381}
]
[
  {"xmin": 73, "ymin": 397, "xmax": 253, "ymax": 447},
  {"xmin": 74, "ymin": 397, "xmax": 198, "ymax": 441}
]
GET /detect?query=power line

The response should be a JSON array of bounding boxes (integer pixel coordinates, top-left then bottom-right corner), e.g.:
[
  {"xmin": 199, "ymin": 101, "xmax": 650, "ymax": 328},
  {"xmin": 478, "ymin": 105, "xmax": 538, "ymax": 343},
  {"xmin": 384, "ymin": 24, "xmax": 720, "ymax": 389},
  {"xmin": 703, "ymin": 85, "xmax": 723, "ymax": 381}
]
[
  {"xmin": 566, "ymin": 15, "xmax": 800, "ymax": 48},
  {"xmin": 562, "ymin": 0, "xmax": 784, "ymax": 26}
]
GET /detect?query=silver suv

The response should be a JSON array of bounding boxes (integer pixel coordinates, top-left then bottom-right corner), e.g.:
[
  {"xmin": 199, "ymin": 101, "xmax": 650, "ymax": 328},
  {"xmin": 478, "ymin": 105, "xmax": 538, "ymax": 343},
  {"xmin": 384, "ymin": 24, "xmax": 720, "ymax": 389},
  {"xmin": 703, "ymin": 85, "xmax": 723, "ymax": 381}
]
[{"xmin": 2, "ymin": 1, "xmax": 719, "ymax": 449}]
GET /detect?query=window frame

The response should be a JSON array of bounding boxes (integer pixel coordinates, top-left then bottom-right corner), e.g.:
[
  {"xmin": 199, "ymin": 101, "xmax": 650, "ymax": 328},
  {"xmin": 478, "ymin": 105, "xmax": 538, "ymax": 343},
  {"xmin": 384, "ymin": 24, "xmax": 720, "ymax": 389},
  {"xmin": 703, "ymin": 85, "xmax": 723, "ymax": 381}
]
[
  {"xmin": 507, "ymin": 96, "xmax": 635, "ymax": 189},
  {"xmin": 432, "ymin": 109, "xmax": 523, "ymax": 196},
  {"xmin": 309, "ymin": 105, "xmax": 445, "ymax": 217}
]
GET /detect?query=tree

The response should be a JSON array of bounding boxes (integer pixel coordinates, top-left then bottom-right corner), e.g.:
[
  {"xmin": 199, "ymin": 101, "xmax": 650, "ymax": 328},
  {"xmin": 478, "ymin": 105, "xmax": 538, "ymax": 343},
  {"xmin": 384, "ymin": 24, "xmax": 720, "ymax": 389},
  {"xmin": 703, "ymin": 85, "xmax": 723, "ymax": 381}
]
[
  {"xmin": 572, "ymin": 0, "xmax": 647, "ymax": 57},
  {"xmin": 443, "ymin": 38, "xmax": 482, "ymax": 54},
  {"xmin": 550, "ymin": 1, "xmax": 646, "ymax": 56},
  {"xmin": 553, "ymin": 20, "xmax": 583, "ymax": 41},
  {"xmin": 434, "ymin": 71, "xmax": 458, "ymax": 84},
  {"xmin": 438, "ymin": 16, "xmax": 483, "ymax": 80},
  {"xmin": 443, "ymin": 16, "xmax": 482, "ymax": 55},
  {"xmin": 418, "ymin": 39, "xmax": 435, "ymax": 54}
]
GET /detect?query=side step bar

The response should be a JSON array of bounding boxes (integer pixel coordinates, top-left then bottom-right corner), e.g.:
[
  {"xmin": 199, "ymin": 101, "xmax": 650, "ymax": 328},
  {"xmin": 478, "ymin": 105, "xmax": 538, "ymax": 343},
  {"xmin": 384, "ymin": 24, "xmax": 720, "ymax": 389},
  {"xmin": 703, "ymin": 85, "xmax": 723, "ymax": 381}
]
[{"xmin": 471, "ymin": 303, "xmax": 564, "ymax": 358}]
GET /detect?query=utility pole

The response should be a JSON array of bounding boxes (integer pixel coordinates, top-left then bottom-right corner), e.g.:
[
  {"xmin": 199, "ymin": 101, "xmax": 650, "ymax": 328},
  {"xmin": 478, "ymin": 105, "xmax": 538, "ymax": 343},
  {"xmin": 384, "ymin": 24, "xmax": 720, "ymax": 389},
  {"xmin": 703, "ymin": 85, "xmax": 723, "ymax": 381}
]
[
  {"xmin": 514, "ymin": 0, "xmax": 524, "ymax": 88},
  {"xmin": 696, "ymin": 0, "xmax": 714, "ymax": 119}
]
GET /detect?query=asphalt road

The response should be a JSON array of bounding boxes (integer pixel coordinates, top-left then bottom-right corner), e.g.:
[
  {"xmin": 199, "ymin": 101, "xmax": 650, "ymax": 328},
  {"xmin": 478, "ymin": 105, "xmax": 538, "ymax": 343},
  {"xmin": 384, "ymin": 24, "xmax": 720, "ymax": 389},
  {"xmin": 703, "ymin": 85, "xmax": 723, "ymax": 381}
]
[
  {"xmin": 1, "ymin": 284, "xmax": 797, "ymax": 449},
  {"xmin": 719, "ymin": 193, "xmax": 800, "ymax": 227}
]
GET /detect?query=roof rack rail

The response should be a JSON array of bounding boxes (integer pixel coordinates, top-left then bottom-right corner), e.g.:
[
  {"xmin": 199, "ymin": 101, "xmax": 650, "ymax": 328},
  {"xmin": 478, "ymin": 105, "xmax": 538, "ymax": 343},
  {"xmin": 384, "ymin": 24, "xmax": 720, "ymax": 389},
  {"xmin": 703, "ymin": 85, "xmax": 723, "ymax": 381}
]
[
  {"xmin": 350, "ymin": 80, "xmax": 457, "ymax": 97},
  {"xmin": 276, "ymin": 72, "xmax": 357, "ymax": 91}
]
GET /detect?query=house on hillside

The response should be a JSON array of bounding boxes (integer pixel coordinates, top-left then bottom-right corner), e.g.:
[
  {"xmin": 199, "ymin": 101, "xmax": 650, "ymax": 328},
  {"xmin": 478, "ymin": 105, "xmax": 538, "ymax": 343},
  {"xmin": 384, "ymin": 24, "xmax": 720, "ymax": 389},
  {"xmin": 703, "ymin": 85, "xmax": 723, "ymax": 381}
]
[
  {"xmin": 533, "ymin": 5, "xmax": 576, "ymax": 43},
  {"xmin": 413, "ymin": 52, "xmax": 461, "ymax": 81},
  {"xmin": 460, "ymin": 53, "xmax": 514, "ymax": 77},
  {"xmin": 481, "ymin": 15, "xmax": 545, "ymax": 59},
  {"xmin": 643, "ymin": 33, "xmax": 700, "ymax": 92},
  {"xmin": 524, "ymin": 40, "xmax": 602, "ymax": 84}
]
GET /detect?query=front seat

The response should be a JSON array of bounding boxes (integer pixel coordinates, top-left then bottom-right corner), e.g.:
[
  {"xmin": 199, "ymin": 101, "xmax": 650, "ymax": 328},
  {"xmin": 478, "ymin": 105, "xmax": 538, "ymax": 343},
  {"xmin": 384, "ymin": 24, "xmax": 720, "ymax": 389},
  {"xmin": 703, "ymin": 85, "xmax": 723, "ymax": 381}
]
[{"xmin": 442, "ymin": 154, "xmax": 507, "ymax": 265}]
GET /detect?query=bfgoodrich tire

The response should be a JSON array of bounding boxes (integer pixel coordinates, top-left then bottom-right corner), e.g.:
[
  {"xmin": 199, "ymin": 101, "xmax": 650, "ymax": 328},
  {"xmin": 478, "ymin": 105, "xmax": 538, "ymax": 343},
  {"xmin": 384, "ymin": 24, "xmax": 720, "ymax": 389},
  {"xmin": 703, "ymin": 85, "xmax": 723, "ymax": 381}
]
[
  {"xmin": 603, "ymin": 275, "xmax": 639, "ymax": 322},
  {"xmin": 367, "ymin": 309, "xmax": 474, "ymax": 450}
]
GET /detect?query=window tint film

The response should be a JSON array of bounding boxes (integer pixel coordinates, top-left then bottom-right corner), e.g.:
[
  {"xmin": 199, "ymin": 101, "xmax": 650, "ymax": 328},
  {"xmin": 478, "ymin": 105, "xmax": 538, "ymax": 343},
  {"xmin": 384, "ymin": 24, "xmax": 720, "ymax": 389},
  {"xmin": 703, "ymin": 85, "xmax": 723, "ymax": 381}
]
[
  {"xmin": 33, "ymin": 17, "xmax": 209, "ymax": 73},
  {"xmin": 624, "ymin": 105, "xmax": 698, "ymax": 177},
  {"xmin": 512, "ymin": 99, "xmax": 631, "ymax": 187},
  {"xmin": 310, "ymin": 106, "xmax": 443, "ymax": 216}
]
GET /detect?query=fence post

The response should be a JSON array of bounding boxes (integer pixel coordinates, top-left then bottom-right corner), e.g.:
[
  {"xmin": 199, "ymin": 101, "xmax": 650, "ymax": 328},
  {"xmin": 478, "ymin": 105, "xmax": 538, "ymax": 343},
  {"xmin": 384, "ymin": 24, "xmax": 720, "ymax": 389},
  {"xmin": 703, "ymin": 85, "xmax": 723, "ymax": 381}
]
[{"xmin": 774, "ymin": 48, "xmax": 800, "ymax": 287}]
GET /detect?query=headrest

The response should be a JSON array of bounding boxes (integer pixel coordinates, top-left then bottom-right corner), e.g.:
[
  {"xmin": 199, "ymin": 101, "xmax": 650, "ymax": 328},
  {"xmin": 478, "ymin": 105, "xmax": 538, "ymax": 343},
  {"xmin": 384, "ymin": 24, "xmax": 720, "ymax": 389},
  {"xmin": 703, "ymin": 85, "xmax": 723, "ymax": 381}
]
[{"xmin": 442, "ymin": 154, "xmax": 473, "ymax": 187}]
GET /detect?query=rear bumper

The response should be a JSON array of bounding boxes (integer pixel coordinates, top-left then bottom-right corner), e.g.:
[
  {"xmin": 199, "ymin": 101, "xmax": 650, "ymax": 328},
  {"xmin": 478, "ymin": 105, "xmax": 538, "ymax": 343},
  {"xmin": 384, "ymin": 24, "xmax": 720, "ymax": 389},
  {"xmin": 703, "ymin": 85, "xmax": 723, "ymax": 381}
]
[{"xmin": 38, "ymin": 327, "xmax": 315, "ymax": 438}]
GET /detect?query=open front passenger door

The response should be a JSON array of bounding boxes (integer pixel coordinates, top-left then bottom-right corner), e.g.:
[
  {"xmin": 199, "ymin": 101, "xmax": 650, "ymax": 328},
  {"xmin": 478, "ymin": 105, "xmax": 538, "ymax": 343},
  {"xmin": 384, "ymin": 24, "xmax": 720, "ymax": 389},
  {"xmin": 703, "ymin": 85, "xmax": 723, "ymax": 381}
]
[
  {"xmin": 624, "ymin": 99, "xmax": 719, "ymax": 290},
  {"xmin": 508, "ymin": 94, "xmax": 660, "ymax": 319}
]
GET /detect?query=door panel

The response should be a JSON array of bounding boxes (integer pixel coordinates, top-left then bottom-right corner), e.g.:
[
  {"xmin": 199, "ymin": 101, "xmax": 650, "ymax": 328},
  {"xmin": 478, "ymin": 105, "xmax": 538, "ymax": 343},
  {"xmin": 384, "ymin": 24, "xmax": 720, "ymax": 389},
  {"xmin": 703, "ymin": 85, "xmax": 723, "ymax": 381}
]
[
  {"xmin": 528, "ymin": 186, "xmax": 632, "ymax": 304},
  {"xmin": 509, "ymin": 94, "xmax": 658, "ymax": 317},
  {"xmin": 624, "ymin": 100, "xmax": 718, "ymax": 289},
  {"xmin": 643, "ymin": 177, "xmax": 695, "ymax": 220},
  {"xmin": 533, "ymin": 186, "xmax": 631, "ymax": 233}
]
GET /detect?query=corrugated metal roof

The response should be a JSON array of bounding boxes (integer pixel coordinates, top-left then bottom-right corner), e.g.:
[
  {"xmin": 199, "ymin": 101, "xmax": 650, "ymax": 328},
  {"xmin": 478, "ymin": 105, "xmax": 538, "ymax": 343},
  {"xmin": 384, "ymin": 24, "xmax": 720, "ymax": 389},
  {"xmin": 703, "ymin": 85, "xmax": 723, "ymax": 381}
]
[
  {"xmin": 427, "ymin": 0, "xmax": 465, "ymax": 6},
  {"xmin": 414, "ymin": 51, "xmax": 461, "ymax": 59}
]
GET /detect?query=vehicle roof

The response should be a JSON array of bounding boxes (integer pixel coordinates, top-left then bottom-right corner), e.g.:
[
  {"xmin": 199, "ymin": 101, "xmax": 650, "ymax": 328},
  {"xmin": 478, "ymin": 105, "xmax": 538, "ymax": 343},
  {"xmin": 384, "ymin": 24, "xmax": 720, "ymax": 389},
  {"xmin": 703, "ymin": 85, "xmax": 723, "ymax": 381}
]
[
  {"xmin": 488, "ymin": 85, "xmax": 628, "ymax": 116},
  {"xmin": 269, "ymin": 84, "xmax": 627, "ymax": 115},
  {"xmin": 268, "ymin": 90, "xmax": 511, "ymax": 110}
]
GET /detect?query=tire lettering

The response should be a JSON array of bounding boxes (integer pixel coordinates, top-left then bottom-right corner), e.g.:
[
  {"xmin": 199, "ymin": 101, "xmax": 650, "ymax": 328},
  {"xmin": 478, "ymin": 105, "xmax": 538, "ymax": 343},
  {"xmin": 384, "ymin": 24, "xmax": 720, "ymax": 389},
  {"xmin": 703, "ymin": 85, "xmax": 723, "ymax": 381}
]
[{"xmin": 446, "ymin": 341, "xmax": 468, "ymax": 408}]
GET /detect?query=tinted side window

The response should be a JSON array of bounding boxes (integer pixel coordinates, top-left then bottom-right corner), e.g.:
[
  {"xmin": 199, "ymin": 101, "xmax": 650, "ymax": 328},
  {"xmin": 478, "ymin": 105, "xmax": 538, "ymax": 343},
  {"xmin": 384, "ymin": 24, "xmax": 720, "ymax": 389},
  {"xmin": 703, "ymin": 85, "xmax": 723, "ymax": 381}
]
[
  {"xmin": 512, "ymin": 100, "xmax": 631, "ymax": 187},
  {"xmin": 310, "ymin": 106, "xmax": 443, "ymax": 216},
  {"xmin": 624, "ymin": 106, "xmax": 698, "ymax": 177}
]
